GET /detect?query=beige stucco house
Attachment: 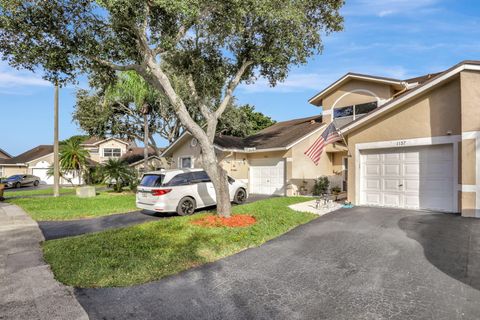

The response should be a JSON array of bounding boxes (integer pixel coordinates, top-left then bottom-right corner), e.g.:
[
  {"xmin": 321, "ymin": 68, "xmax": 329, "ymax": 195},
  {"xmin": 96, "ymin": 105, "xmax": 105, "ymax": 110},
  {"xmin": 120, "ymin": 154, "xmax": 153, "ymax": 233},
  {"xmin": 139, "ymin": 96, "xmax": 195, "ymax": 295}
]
[
  {"xmin": 0, "ymin": 137, "xmax": 168, "ymax": 184},
  {"xmin": 309, "ymin": 60, "xmax": 480, "ymax": 218},
  {"xmin": 162, "ymin": 115, "xmax": 348, "ymax": 196}
]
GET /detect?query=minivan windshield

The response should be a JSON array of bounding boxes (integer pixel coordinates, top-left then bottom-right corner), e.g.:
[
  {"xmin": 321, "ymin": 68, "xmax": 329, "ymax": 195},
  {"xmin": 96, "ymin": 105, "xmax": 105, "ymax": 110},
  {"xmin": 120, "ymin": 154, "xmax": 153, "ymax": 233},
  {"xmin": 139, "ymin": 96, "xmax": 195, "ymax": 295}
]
[{"xmin": 139, "ymin": 174, "xmax": 165, "ymax": 187}]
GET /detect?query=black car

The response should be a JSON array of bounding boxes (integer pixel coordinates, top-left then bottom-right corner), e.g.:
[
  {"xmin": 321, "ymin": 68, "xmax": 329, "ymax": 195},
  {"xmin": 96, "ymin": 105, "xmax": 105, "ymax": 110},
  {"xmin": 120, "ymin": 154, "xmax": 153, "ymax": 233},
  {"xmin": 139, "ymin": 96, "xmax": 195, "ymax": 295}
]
[{"xmin": 1, "ymin": 174, "xmax": 41, "ymax": 188}]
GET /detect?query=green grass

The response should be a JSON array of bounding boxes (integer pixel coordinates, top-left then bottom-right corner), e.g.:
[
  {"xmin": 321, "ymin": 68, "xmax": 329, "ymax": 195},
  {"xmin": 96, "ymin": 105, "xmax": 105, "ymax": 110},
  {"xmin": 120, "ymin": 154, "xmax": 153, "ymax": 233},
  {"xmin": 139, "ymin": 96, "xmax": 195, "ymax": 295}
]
[
  {"xmin": 5, "ymin": 187, "xmax": 76, "ymax": 197},
  {"xmin": 42, "ymin": 197, "xmax": 316, "ymax": 288},
  {"xmin": 8, "ymin": 192, "xmax": 137, "ymax": 221}
]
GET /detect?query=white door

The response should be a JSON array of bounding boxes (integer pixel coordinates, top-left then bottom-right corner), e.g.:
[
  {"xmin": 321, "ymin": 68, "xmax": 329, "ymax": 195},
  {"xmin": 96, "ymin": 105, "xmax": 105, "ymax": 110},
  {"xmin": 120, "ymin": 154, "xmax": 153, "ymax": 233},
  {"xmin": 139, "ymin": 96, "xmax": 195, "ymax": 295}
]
[
  {"xmin": 249, "ymin": 159, "xmax": 285, "ymax": 195},
  {"xmin": 360, "ymin": 144, "xmax": 454, "ymax": 212},
  {"xmin": 32, "ymin": 168, "xmax": 54, "ymax": 185}
]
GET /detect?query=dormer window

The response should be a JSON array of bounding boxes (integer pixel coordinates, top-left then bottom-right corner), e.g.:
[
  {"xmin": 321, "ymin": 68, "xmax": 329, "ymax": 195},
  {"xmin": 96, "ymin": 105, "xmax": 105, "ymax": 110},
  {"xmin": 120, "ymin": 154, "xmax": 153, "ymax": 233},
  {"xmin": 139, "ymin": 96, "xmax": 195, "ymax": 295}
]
[{"xmin": 334, "ymin": 101, "xmax": 377, "ymax": 121}]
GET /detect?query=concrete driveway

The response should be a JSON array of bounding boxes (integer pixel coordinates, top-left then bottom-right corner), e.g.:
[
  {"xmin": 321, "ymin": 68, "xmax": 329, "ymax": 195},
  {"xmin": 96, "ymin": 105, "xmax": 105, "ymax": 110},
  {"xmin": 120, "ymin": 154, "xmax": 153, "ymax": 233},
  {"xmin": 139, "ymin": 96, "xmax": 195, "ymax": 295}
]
[{"xmin": 75, "ymin": 206, "xmax": 480, "ymax": 319}]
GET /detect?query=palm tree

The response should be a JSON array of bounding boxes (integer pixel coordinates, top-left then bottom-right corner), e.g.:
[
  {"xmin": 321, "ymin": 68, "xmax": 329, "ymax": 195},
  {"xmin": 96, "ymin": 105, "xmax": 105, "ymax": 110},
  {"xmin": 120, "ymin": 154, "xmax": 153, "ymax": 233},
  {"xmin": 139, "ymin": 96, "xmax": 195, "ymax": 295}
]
[
  {"xmin": 47, "ymin": 140, "xmax": 89, "ymax": 186},
  {"xmin": 101, "ymin": 158, "xmax": 134, "ymax": 192},
  {"xmin": 59, "ymin": 140, "xmax": 89, "ymax": 185}
]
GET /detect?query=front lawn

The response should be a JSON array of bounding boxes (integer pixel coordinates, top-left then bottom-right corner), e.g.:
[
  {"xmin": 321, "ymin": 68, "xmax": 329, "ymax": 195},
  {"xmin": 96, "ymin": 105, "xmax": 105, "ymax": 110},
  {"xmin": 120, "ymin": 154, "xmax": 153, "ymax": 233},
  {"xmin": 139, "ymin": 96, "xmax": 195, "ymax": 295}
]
[
  {"xmin": 5, "ymin": 187, "xmax": 76, "ymax": 197},
  {"xmin": 8, "ymin": 192, "xmax": 137, "ymax": 221},
  {"xmin": 42, "ymin": 197, "xmax": 316, "ymax": 287}
]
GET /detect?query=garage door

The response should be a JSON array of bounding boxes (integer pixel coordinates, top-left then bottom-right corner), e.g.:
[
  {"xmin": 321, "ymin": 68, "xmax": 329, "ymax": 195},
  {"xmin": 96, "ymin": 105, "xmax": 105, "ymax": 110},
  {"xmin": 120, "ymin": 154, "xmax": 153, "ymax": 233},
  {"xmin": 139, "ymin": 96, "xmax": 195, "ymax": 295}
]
[
  {"xmin": 360, "ymin": 144, "xmax": 454, "ymax": 212},
  {"xmin": 249, "ymin": 159, "xmax": 285, "ymax": 195},
  {"xmin": 32, "ymin": 168, "xmax": 54, "ymax": 185}
]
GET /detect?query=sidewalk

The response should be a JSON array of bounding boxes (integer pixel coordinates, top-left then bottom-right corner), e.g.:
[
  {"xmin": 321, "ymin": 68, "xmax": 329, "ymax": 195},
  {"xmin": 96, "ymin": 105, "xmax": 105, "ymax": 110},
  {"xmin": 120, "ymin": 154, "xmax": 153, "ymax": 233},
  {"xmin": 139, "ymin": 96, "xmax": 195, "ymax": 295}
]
[{"xmin": 0, "ymin": 202, "xmax": 88, "ymax": 320}]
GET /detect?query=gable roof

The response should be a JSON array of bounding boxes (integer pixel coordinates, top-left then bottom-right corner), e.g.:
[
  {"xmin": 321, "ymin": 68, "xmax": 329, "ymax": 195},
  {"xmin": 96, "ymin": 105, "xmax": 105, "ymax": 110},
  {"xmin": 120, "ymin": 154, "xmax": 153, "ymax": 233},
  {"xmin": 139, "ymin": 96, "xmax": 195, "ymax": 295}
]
[
  {"xmin": 0, "ymin": 148, "xmax": 12, "ymax": 159},
  {"xmin": 162, "ymin": 115, "xmax": 326, "ymax": 156},
  {"xmin": 121, "ymin": 147, "xmax": 164, "ymax": 165},
  {"xmin": 339, "ymin": 60, "xmax": 480, "ymax": 134},
  {"xmin": 308, "ymin": 73, "xmax": 405, "ymax": 106},
  {"xmin": 0, "ymin": 145, "xmax": 53, "ymax": 165},
  {"xmin": 81, "ymin": 136, "xmax": 133, "ymax": 146}
]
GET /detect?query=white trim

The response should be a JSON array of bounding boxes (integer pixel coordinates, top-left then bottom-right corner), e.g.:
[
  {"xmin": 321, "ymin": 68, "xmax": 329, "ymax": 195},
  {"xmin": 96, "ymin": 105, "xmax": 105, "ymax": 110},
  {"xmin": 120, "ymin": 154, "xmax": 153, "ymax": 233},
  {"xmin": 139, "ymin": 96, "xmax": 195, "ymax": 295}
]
[
  {"xmin": 81, "ymin": 137, "xmax": 130, "ymax": 147},
  {"xmin": 102, "ymin": 147, "xmax": 122, "ymax": 158},
  {"xmin": 340, "ymin": 63, "xmax": 480, "ymax": 134},
  {"xmin": 460, "ymin": 130, "xmax": 480, "ymax": 217},
  {"xmin": 308, "ymin": 74, "xmax": 403, "ymax": 104},
  {"xmin": 355, "ymin": 135, "xmax": 460, "ymax": 213},
  {"xmin": 161, "ymin": 131, "xmax": 190, "ymax": 157},
  {"xmin": 462, "ymin": 131, "xmax": 480, "ymax": 140},
  {"xmin": 322, "ymin": 109, "xmax": 332, "ymax": 115},
  {"xmin": 331, "ymin": 89, "xmax": 380, "ymax": 110}
]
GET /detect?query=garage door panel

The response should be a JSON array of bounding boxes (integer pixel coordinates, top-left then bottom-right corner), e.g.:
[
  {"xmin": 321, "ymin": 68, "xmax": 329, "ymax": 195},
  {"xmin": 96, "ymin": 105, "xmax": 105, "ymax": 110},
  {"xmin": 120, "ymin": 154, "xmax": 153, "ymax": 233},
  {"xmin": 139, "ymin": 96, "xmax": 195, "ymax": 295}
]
[
  {"xmin": 365, "ymin": 164, "xmax": 381, "ymax": 176},
  {"xmin": 383, "ymin": 193, "xmax": 401, "ymax": 207},
  {"xmin": 384, "ymin": 164, "xmax": 401, "ymax": 176},
  {"xmin": 360, "ymin": 144, "xmax": 454, "ymax": 212}
]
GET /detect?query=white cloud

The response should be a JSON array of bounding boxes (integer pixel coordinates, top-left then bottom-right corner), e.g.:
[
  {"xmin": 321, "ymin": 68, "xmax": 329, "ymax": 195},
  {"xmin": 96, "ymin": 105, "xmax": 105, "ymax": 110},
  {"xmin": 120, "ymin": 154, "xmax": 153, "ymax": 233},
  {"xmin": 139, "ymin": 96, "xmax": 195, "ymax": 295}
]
[
  {"xmin": 0, "ymin": 61, "xmax": 50, "ymax": 89},
  {"xmin": 343, "ymin": 0, "xmax": 440, "ymax": 17}
]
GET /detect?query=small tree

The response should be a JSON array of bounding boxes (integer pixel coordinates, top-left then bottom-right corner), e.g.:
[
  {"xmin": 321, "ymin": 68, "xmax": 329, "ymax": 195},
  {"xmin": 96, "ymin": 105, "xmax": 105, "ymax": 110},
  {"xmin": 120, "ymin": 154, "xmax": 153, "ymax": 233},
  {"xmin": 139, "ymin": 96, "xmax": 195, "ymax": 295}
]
[
  {"xmin": 47, "ymin": 140, "xmax": 89, "ymax": 186},
  {"xmin": 0, "ymin": 1, "xmax": 344, "ymax": 216},
  {"xmin": 101, "ymin": 159, "xmax": 135, "ymax": 192}
]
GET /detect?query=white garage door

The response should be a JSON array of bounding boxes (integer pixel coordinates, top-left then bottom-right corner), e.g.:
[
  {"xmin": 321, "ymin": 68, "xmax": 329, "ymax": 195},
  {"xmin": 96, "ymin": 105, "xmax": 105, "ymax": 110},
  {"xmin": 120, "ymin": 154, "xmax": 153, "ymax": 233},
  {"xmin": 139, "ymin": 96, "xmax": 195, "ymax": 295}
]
[
  {"xmin": 360, "ymin": 144, "xmax": 454, "ymax": 212},
  {"xmin": 249, "ymin": 159, "xmax": 285, "ymax": 195},
  {"xmin": 32, "ymin": 168, "xmax": 54, "ymax": 185}
]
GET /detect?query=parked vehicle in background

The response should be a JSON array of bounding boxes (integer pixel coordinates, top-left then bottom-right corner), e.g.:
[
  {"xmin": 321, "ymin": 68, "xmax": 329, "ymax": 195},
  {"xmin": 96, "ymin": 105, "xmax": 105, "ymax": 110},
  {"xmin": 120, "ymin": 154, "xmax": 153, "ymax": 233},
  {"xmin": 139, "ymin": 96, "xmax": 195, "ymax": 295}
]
[
  {"xmin": 136, "ymin": 169, "xmax": 248, "ymax": 215},
  {"xmin": 1, "ymin": 174, "xmax": 40, "ymax": 188}
]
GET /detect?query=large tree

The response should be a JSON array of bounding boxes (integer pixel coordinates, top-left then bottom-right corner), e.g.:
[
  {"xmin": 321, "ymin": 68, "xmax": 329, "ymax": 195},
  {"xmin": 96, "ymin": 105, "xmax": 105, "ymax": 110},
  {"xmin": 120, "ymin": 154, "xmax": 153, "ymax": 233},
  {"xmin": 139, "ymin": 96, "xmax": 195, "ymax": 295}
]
[
  {"xmin": 217, "ymin": 104, "xmax": 276, "ymax": 137},
  {"xmin": 0, "ymin": 0, "xmax": 344, "ymax": 216}
]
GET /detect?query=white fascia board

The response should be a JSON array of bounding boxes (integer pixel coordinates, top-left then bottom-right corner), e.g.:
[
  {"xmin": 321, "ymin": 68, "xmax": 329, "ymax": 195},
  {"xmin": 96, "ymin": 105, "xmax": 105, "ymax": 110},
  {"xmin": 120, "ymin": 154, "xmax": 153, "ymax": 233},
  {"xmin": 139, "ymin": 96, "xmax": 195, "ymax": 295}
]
[
  {"xmin": 340, "ymin": 64, "xmax": 480, "ymax": 135},
  {"xmin": 308, "ymin": 74, "xmax": 403, "ymax": 105}
]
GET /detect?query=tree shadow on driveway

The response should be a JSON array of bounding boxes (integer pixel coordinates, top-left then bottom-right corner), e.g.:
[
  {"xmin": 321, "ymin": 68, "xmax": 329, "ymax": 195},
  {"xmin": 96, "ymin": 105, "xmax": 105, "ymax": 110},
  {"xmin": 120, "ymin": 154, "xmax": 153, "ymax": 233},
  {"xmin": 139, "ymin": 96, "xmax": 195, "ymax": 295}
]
[{"xmin": 398, "ymin": 213, "xmax": 480, "ymax": 291}]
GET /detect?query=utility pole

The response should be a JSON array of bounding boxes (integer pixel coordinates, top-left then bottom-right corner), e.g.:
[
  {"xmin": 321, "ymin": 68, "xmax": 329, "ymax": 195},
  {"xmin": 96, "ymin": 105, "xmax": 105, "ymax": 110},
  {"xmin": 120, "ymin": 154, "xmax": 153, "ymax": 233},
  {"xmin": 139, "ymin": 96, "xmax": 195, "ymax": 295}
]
[
  {"xmin": 142, "ymin": 104, "xmax": 149, "ymax": 171},
  {"xmin": 53, "ymin": 82, "xmax": 60, "ymax": 197}
]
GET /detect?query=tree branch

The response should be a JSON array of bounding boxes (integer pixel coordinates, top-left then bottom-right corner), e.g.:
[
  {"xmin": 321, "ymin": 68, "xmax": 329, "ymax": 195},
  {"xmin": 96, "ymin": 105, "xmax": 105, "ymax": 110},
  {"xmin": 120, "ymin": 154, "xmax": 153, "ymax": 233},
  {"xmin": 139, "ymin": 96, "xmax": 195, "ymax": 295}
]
[
  {"xmin": 92, "ymin": 57, "xmax": 140, "ymax": 72},
  {"xmin": 187, "ymin": 74, "xmax": 211, "ymax": 119},
  {"xmin": 214, "ymin": 59, "xmax": 253, "ymax": 119}
]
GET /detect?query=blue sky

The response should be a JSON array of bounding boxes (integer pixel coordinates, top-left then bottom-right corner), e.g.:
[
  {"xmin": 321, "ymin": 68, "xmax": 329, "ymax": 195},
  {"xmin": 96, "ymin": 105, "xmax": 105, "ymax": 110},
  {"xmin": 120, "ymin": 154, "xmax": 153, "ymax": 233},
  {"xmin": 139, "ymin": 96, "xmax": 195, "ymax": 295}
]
[{"xmin": 1, "ymin": 0, "xmax": 480, "ymax": 155}]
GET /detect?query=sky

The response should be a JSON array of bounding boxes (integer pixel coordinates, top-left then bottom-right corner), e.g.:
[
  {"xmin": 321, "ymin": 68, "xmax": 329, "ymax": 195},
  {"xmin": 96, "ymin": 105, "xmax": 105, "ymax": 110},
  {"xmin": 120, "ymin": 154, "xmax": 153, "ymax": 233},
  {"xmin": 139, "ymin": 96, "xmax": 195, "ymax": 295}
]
[{"xmin": 1, "ymin": 0, "xmax": 480, "ymax": 155}]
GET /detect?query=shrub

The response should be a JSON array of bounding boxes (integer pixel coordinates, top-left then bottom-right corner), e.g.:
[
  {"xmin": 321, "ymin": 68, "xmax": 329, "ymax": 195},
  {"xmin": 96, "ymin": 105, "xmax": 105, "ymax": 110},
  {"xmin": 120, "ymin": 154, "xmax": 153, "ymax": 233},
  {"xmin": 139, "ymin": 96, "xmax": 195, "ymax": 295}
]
[{"xmin": 313, "ymin": 176, "xmax": 329, "ymax": 196}]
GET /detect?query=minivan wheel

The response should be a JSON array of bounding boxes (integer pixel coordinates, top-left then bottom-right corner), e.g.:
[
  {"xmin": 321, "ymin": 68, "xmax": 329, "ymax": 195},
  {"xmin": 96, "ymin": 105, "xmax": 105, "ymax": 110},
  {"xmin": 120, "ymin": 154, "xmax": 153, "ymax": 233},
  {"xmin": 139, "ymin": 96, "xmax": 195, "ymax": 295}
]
[
  {"xmin": 233, "ymin": 188, "xmax": 247, "ymax": 204},
  {"xmin": 177, "ymin": 197, "xmax": 196, "ymax": 216},
  {"xmin": 33, "ymin": 180, "xmax": 39, "ymax": 187}
]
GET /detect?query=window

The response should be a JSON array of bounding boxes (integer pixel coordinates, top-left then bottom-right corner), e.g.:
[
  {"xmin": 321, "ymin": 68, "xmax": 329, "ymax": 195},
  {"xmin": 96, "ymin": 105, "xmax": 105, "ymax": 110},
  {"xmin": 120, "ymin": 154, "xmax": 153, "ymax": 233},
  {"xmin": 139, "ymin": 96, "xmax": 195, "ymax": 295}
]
[
  {"xmin": 165, "ymin": 173, "xmax": 193, "ymax": 186},
  {"xmin": 191, "ymin": 171, "xmax": 211, "ymax": 183},
  {"xmin": 103, "ymin": 148, "xmax": 122, "ymax": 158},
  {"xmin": 179, "ymin": 156, "xmax": 192, "ymax": 169},
  {"xmin": 140, "ymin": 174, "xmax": 165, "ymax": 187},
  {"xmin": 333, "ymin": 101, "xmax": 378, "ymax": 120}
]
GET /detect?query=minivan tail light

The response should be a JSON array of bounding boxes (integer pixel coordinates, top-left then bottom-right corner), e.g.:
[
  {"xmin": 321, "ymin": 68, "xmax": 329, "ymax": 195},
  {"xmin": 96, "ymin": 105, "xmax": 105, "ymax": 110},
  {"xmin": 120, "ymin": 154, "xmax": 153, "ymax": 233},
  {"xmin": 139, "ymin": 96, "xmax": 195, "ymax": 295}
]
[{"xmin": 151, "ymin": 189, "xmax": 172, "ymax": 196}]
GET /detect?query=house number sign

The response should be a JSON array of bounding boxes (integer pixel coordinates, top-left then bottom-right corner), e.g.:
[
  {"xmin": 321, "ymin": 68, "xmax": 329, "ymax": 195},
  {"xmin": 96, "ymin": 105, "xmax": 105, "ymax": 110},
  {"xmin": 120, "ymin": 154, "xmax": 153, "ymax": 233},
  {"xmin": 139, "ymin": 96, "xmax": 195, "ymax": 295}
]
[{"xmin": 395, "ymin": 140, "xmax": 407, "ymax": 146}]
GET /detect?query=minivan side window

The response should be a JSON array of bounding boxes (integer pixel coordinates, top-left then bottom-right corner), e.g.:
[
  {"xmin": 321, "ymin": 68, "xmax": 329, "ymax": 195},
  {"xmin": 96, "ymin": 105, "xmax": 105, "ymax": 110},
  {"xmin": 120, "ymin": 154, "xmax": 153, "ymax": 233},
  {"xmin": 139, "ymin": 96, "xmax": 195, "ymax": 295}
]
[
  {"xmin": 140, "ymin": 174, "xmax": 165, "ymax": 187},
  {"xmin": 165, "ymin": 173, "xmax": 193, "ymax": 186},
  {"xmin": 191, "ymin": 171, "xmax": 211, "ymax": 183}
]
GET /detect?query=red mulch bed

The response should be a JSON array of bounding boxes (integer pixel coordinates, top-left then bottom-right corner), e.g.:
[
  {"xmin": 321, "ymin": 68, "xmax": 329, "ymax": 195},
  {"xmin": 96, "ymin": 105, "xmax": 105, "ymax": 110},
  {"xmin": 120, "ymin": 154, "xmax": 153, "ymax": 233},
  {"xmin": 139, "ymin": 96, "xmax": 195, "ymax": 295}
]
[{"xmin": 191, "ymin": 214, "xmax": 256, "ymax": 228}]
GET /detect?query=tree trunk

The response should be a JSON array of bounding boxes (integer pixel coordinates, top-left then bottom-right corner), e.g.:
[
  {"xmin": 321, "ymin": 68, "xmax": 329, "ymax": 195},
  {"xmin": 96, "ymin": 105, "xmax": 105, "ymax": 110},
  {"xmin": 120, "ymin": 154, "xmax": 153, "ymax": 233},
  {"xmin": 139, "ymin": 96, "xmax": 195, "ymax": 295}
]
[
  {"xmin": 200, "ymin": 145, "xmax": 232, "ymax": 217},
  {"xmin": 143, "ymin": 112, "xmax": 149, "ymax": 171}
]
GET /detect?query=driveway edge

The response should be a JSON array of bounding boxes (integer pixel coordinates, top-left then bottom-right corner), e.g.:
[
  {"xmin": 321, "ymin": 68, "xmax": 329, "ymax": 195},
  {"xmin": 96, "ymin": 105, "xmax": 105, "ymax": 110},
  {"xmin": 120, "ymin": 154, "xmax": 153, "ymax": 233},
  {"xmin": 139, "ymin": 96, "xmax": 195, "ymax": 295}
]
[{"xmin": 0, "ymin": 202, "xmax": 89, "ymax": 320}]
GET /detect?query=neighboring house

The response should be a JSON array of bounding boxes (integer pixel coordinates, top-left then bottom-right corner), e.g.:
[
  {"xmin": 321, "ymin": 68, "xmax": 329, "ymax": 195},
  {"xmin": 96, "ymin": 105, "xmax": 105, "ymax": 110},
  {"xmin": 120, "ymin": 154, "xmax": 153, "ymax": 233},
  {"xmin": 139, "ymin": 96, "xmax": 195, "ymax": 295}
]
[
  {"xmin": 309, "ymin": 60, "xmax": 480, "ymax": 218},
  {"xmin": 0, "ymin": 145, "xmax": 82, "ymax": 184},
  {"xmin": 80, "ymin": 137, "xmax": 136, "ymax": 163},
  {"xmin": 162, "ymin": 115, "xmax": 347, "ymax": 196},
  {"xmin": 121, "ymin": 147, "xmax": 169, "ymax": 174},
  {"xmin": 0, "ymin": 137, "xmax": 170, "ymax": 184}
]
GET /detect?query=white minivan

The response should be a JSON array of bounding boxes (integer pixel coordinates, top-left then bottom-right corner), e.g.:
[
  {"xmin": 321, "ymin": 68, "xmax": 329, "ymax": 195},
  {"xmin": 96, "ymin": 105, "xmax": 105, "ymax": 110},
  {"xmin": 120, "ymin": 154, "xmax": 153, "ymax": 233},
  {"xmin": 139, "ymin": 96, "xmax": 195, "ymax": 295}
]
[{"xmin": 136, "ymin": 169, "xmax": 248, "ymax": 215}]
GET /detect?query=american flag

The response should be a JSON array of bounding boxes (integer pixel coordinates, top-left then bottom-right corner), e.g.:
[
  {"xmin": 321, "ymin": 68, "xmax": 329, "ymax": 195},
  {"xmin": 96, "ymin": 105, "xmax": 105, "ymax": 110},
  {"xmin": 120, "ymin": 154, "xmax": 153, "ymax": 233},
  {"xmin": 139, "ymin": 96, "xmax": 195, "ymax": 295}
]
[{"xmin": 304, "ymin": 122, "xmax": 342, "ymax": 165}]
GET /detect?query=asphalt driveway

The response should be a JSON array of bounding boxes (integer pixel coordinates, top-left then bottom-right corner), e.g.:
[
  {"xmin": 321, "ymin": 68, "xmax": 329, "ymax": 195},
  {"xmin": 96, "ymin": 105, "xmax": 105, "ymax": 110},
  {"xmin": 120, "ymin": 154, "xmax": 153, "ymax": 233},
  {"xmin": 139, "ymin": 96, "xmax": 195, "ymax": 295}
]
[{"xmin": 75, "ymin": 206, "xmax": 480, "ymax": 320}]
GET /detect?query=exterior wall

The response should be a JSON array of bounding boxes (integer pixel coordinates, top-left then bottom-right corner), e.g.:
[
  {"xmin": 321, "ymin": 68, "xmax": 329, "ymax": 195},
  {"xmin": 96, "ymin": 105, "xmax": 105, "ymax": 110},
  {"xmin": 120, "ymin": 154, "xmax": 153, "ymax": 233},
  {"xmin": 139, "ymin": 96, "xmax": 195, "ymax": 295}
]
[
  {"xmin": 322, "ymin": 80, "xmax": 395, "ymax": 110},
  {"xmin": 131, "ymin": 157, "xmax": 170, "ymax": 173},
  {"xmin": 169, "ymin": 136, "xmax": 203, "ymax": 169},
  {"xmin": 2, "ymin": 166, "xmax": 27, "ymax": 177},
  {"xmin": 459, "ymin": 70, "xmax": 480, "ymax": 217},
  {"xmin": 345, "ymin": 77, "xmax": 462, "ymax": 210},
  {"xmin": 85, "ymin": 139, "xmax": 129, "ymax": 163}
]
